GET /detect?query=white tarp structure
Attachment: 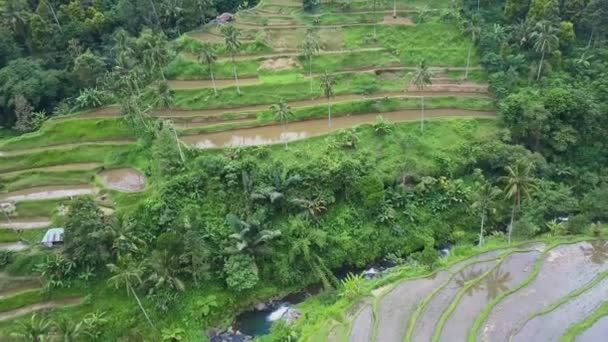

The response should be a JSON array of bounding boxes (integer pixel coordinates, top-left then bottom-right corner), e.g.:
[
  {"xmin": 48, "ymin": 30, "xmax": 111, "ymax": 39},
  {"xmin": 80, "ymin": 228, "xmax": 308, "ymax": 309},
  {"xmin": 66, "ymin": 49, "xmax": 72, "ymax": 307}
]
[{"xmin": 41, "ymin": 228, "xmax": 64, "ymax": 247}]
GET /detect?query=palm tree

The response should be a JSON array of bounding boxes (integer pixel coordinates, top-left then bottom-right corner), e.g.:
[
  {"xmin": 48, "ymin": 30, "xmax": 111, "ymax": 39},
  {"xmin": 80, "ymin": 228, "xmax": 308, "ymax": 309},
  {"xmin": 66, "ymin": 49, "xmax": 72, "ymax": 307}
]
[
  {"xmin": 462, "ymin": 15, "xmax": 481, "ymax": 79},
  {"xmin": 146, "ymin": 250, "xmax": 186, "ymax": 294},
  {"xmin": 0, "ymin": 0, "xmax": 29, "ymax": 40},
  {"xmin": 10, "ymin": 314, "xmax": 51, "ymax": 342},
  {"xmin": 107, "ymin": 258, "xmax": 155, "ymax": 329},
  {"xmin": 409, "ymin": 60, "xmax": 434, "ymax": 132},
  {"xmin": 300, "ymin": 29, "xmax": 320, "ymax": 95},
  {"xmin": 287, "ymin": 222, "xmax": 338, "ymax": 290},
  {"xmin": 270, "ymin": 99, "xmax": 294, "ymax": 148},
  {"xmin": 530, "ymin": 21, "xmax": 559, "ymax": 81},
  {"xmin": 225, "ymin": 214, "xmax": 281, "ymax": 257},
  {"xmin": 369, "ymin": 0, "xmax": 378, "ymax": 39},
  {"xmin": 152, "ymin": 81, "xmax": 174, "ymax": 110},
  {"xmin": 222, "ymin": 25, "xmax": 242, "ymax": 94},
  {"xmin": 198, "ymin": 43, "xmax": 219, "ymax": 96},
  {"xmin": 500, "ymin": 160, "xmax": 537, "ymax": 244},
  {"xmin": 472, "ymin": 181, "xmax": 502, "ymax": 246},
  {"xmin": 320, "ymin": 71, "xmax": 336, "ymax": 127},
  {"xmin": 53, "ymin": 317, "xmax": 83, "ymax": 342}
]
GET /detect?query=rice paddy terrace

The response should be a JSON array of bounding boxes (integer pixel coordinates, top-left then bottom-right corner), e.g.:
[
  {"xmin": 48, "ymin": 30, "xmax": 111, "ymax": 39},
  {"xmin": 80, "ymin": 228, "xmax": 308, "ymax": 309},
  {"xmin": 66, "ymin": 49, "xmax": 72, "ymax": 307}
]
[
  {"xmin": 315, "ymin": 239, "xmax": 608, "ymax": 342},
  {"xmin": 0, "ymin": 0, "xmax": 500, "ymax": 329}
]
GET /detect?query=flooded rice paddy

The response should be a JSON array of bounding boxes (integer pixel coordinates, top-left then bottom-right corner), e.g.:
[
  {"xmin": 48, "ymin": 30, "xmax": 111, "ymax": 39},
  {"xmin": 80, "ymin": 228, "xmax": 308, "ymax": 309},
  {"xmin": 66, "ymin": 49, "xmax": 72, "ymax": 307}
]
[
  {"xmin": 344, "ymin": 241, "xmax": 608, "ymax": 342},
  {"xmin": 99, "ymin": 168, "xmax": 146, "ymax": 192},
  {"xmin": 440, "ymin": 250, "xmax": 541, "ymax": 342},
  {"xmin": 578, "ymin": 315, "xmax": 608, "ymax": 342},
  {"xmin": 183, "ymin": 109, "xmax": 495, "ymax": 148},
  {"xmin": 478, "ymin": 242, "xmax": 608, "ymax": 342},
  {"xmin": 0, "ymin": 185, "xmax": 95, "ymax": 202}
]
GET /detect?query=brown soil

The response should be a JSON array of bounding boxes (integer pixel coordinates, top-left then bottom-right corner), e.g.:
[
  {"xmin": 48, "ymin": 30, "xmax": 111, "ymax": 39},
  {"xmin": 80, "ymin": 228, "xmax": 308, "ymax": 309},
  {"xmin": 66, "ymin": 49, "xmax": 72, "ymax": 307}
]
[
  {"xmin": 0, "ymin": 218, "xmax": 51, "ymax": 230},
  {"xmin": 168, "ymin": 77, "xmax": 260, "ymax": 89},
  {"xmin": 259, "ymin": 57, "xmax": 299, "ymax": 70},
  {"xmin": 0, "ymin": 185, "xmax": 97, "ymax": 202},
  {"xmin": 0, "ymin": 163, "xmax": 101, "ymax": 178},
  {"xmin": 383, "ymin": 15, "xmax": 415, "ymax": 25},
  {"xmin": 0, "ymin": 297, "xmax": 83, "ymax": 322},
  {"xmin": 99, "ymin": 168, "xmax": 146, "ymax": 193}
]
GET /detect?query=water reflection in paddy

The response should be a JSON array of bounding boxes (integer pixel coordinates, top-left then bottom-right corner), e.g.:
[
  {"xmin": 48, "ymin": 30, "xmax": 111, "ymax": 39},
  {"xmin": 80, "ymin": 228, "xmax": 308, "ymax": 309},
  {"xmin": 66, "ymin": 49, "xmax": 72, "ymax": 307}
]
[{"xmin": 182, "ymin": 109, "xmax": 495, "ymax": 149}]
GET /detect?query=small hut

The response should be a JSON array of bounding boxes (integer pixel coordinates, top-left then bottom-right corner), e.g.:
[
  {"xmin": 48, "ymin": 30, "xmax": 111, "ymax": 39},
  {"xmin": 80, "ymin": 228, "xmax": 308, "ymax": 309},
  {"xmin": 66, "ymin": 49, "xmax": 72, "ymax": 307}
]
[
  {"xmin": 216, "ymin": 13, "xmax": 235, "ymax": 23},
  {"xmin": 41, "ymin": 228, "xmax": 64, "ymax": 248}
]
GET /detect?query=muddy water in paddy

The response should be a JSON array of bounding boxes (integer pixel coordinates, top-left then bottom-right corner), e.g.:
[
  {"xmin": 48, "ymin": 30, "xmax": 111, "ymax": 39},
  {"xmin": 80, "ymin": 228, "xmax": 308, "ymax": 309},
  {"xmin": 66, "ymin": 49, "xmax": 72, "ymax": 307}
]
[
  {"xmin": 413, "ymin": 260, "xmax": 498, "ymax": 342},
  {"xmin": 182, "ymin": 109, "xmax": 495, "ymax": 148},
  {"xmin": 168, "ymin": 77, "xmax": 260, "ymax": 89},
  {"xmin": 0, "ymin": 242, "xmax": 28, "ymax": 251},
  {"xmin": 349, "ymin": 304, "xmax": 373, "ymax": 342},
  {"xmin": 440, "ymin": 251, "xmax": 541, "ymax": 342},
  {"xmin": 0, "ymin": 218, "xmax": 51, "ymax": 229},
  {"xmin": 478, "ymin": 241, "xmax": 608, "ymax": 342},
  {"xmin": 375, "ymin": 270, "xmax": 451, "ymax": 342},
  {"xmin": 0, "ymin": 185, "xmax": 95, "ymax": 202},
  {"xmin": 100, "ymin": 168, "xmax": 145, "ymax": 192},
  {"xmin": 578, "ymin": 315, "xmax": 608, "ymax": 342},
  {"xmin": 513, "ymin": 274, "xmax": 608, "ymax": 342}
]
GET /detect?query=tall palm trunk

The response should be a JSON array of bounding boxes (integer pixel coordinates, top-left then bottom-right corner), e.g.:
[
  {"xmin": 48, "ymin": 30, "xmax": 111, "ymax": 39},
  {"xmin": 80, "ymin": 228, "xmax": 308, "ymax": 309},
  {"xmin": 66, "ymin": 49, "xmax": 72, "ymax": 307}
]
[
  {"xmin": 128, "ymin": 283, "xmax": 155, "ymax": 329},
  {"xmin": 232, "ymin": 55, "xmax": 241, "ymax": 94},
  {"xmin": 465, "ymin": 45, "xmax": 472, "ymax": 79},
  {"xmin": 420, "ymin": 96, "xmax": 425, "ymax": 132},
  {"xmin": 46, "ymin": 2, "xmax": 62, "ymax": 30},
  {"xmin": 536, "ymin": 42, "xmax": 546, "ymax": 81},
  {"xmin": 282, "ymin": 122, "xmax": 288, "ymax": 149},
  {"xmin": 327, "ymin": 97, "xmax": 332, "ymax": 127},
  {"xmin": 148, "ymin": 0, "xmax": 161, "ymax": 27},
  {"xmin": 373, "ymin": 0, "xmax": 377, "ymax": 39},
  {"xmin": 309, "ymin": 55, "xmax": 313, "ymax": 95},
  {"xmin": 508, "ymin": 197, "xmax": 518, "ymax": 245},
  {"xmin": 172, "ymin": 126, "xmax": 185, "ymax": 163},
  {"xmin": 477, "ymin": 0, "xmax": 480, "ymax": 10},
  {"xmin": 209, "ymin": 64, "xmax": 218, "ymax": 96},
  {"xmin": 478, "ymin": 210, "xmax": 485, "ymax": 247},
  {"xmin": 393, "ymin": 0, "xmax": 397, "ymax": 18}
]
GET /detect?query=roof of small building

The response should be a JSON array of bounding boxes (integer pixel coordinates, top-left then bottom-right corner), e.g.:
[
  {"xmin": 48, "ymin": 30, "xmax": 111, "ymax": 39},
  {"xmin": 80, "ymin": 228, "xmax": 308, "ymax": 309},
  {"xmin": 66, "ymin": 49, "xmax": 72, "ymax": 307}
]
[{"xmin": 41, "ymin": 228, "xmax": 64, "ymax": 243}]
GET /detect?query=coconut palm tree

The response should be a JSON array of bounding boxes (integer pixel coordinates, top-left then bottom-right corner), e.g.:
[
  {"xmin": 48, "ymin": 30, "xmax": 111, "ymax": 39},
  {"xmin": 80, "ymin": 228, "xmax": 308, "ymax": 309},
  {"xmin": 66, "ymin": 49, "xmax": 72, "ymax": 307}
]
[
  {"xmin": 462, "ymin": 15, "xmax": 481, "ymax": 79},
  {"xmin": 369, "ymin": 0, "xmax": 378, "ymax": 39},
  {"xmin": 146, "ymin": 250, "xmax": 186, "ymax": 294},
  {"xmin": 221, "ymin": 25, "xmax": 242, "ymax": 94},
  {"xmin": 198, "ymin": 43, "xmax": 219, "ymax": 96},
  {"xmin": 107, "ymin": 258, "xmax": 155, "ymax": 329},
  {"xmin": 0, "ymin": 0, "xmax": 29, "ymax": 40},
  {"xmin": 287, "ymin": 221, "xmax": 338, "ymax": 290},
  {"xmin": 152, "ymin": 81, "xmax": 174, "ymax": 110},
  {"xmin": 500, "ymin": 160, "xmax": 537, "ymax": 244},
  {"xmin": 409, "ymin": 60, "xmax": 434, "ymax": 132},
  {"xmin": 472, "ymin": 181, "xmax": 502, "ymax": 246},
  {"xmin": 10, "ymin": 314, "xmax": 51, "ymax": 342},
  {"xmin": 225, "ymin": 214, "xmax": 281, "ymax": 257},
  {"xmin": 270, "ymin": 99, "xmax": 294, "ymax": 148},
  {"xmin": 320, "ymin": 71, "xmax": 336, "ymax": 127},
  {"xmin": 530, "ymin": 21, "xmax": 559, "ymax": 81},
  {"xmin": 300, "ymin": 29, "xmax": 320, "ymax": 95}
]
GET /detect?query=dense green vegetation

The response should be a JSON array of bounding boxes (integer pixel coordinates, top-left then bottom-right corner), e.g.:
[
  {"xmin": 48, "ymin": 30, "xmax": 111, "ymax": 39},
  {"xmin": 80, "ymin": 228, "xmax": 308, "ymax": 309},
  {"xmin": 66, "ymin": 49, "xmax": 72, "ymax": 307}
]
[{"xmin": 0, "ymin": 0, "xmax": 607, "ymax": 340}]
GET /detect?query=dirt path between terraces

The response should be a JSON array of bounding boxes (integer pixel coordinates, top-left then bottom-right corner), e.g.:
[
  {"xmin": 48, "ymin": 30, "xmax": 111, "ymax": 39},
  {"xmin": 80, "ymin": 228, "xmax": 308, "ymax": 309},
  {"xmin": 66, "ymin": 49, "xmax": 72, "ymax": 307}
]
[{"xmin": 0, "ymin": 297, "xmax": 83, "ymax": 322}]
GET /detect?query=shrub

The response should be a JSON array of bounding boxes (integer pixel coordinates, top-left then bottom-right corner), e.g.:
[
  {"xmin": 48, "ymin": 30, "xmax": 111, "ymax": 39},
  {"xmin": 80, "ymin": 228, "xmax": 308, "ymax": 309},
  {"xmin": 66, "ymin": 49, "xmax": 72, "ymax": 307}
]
[
  {"xmin": 0, "ymin": 250, "xmax": 13, "ymax": 269},
  {"xmin": 340, "ymin": 273, "xmax": 365, "ymax": 300},
  {"xmin": 566, "ymin": 215, "xmax": 589, "ymax": 235},
  {"xmin": 357, "ymin": 175, "xmax": 385, "ymax": 210},
  {"xmin": 224, "ymin": 255, "xmax": 259, "ymax": 292}
]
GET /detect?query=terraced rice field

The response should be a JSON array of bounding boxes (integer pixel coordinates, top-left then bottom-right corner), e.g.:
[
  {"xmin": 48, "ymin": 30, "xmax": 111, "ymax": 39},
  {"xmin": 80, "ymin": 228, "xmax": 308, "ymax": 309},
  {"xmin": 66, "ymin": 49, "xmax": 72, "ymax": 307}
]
[
  {"xmin": 0, "ymin": 0, "xmax": 491, "ymax": 231},
  {"xmin": 338, "ymin": 240, "xmax": 608, "ymax": 342}
]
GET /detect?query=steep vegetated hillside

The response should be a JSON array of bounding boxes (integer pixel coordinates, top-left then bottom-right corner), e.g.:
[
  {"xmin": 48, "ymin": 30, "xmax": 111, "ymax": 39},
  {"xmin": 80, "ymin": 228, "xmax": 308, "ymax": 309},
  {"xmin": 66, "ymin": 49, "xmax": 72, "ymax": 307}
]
[{"xmin": 0, "ymin": 0, "xmax": 606, "ymax": 340}]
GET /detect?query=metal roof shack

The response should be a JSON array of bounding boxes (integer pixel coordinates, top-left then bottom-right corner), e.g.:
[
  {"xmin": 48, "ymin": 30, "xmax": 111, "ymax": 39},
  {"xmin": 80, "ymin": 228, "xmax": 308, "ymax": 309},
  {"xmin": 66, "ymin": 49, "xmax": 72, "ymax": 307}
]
[{"xmin": 41, "ymin": 228, "xmax": 64, "ymax": 248}]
